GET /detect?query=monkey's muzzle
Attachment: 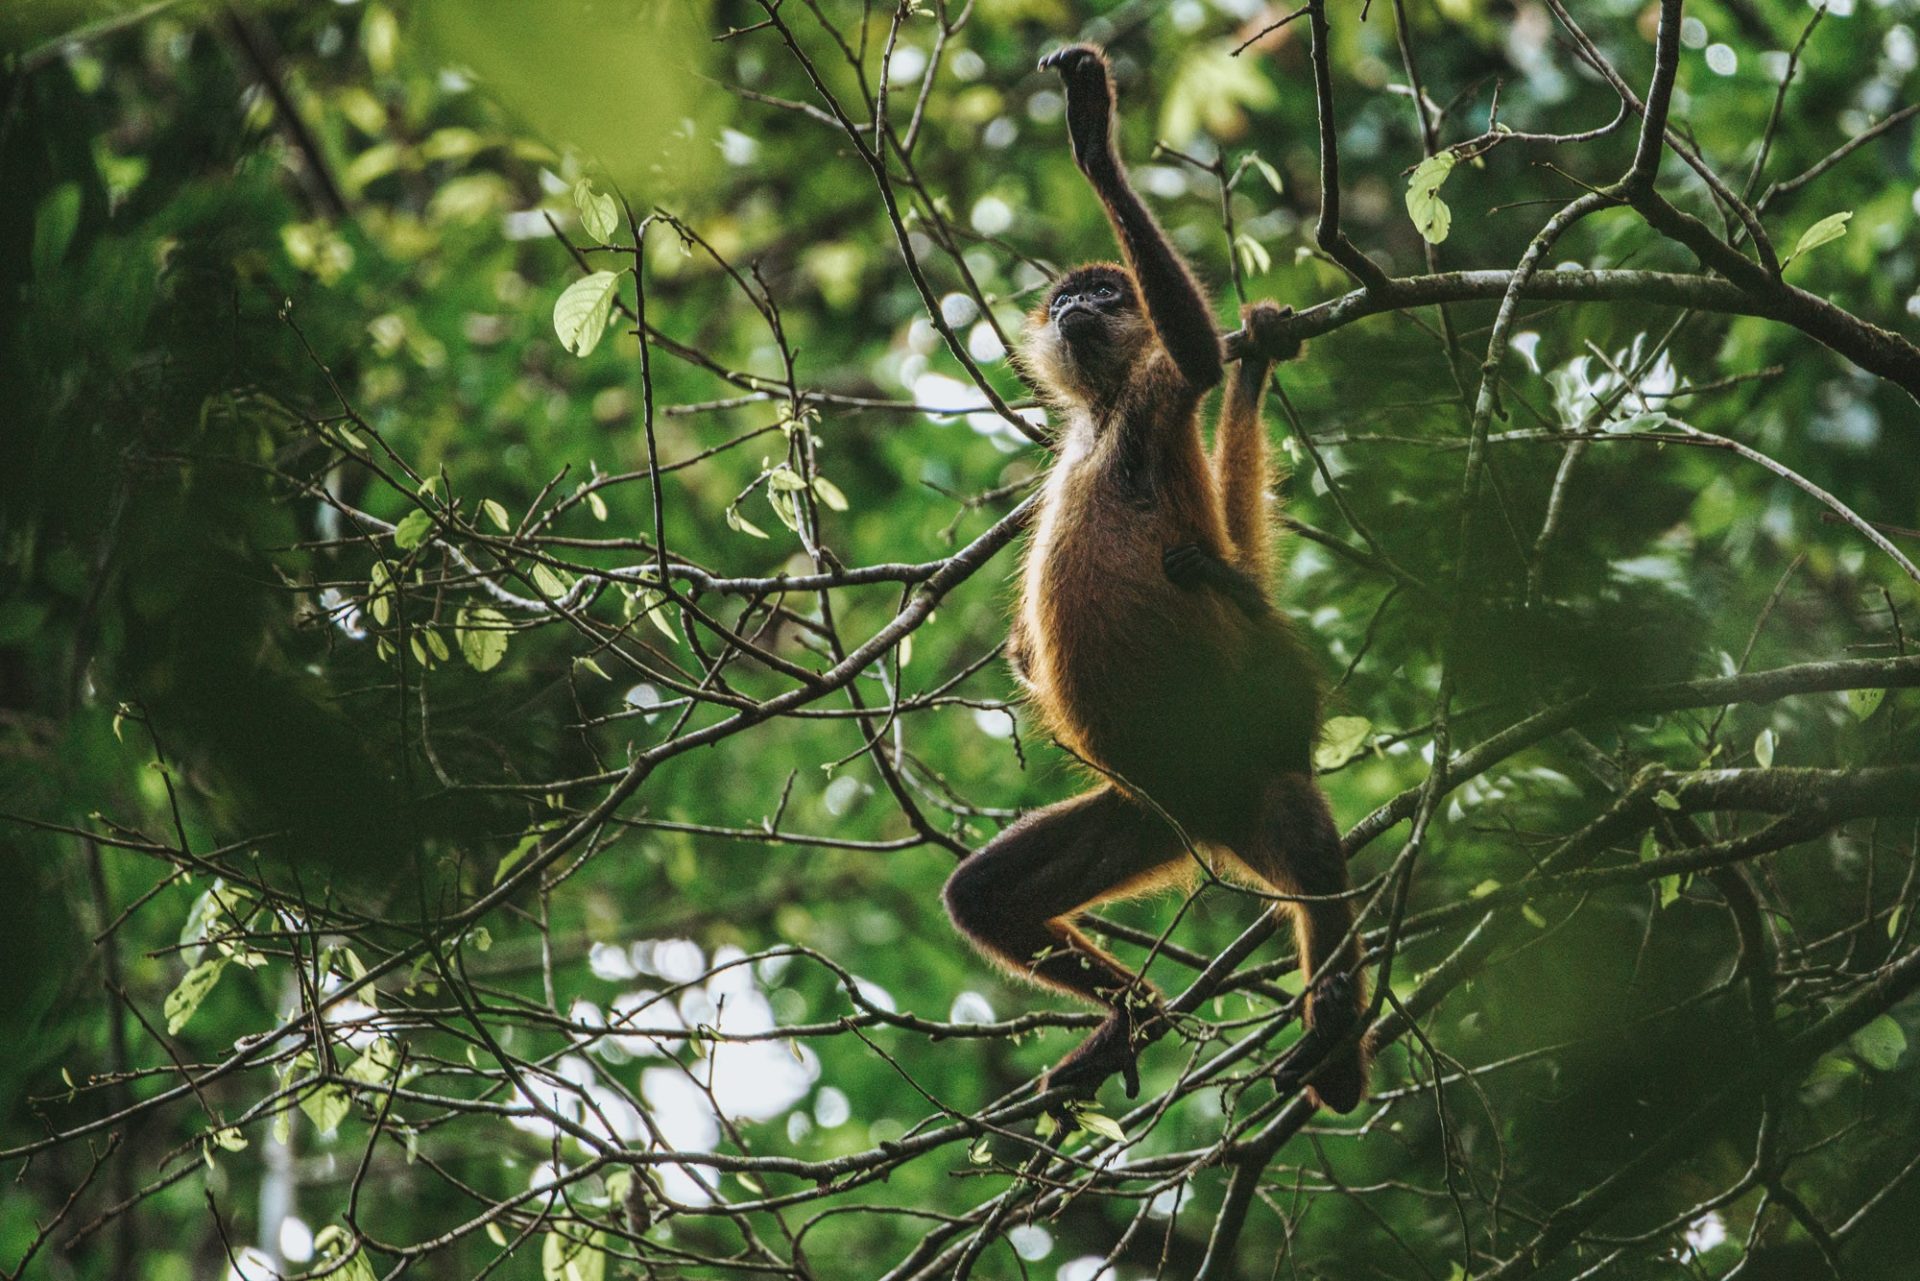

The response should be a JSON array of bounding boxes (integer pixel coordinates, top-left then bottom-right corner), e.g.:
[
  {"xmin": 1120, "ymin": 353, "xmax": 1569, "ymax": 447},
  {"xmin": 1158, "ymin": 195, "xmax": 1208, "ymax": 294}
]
[{"xmin": 1056, "ymin": 304, "xmax": 1103, "ymax": 341}]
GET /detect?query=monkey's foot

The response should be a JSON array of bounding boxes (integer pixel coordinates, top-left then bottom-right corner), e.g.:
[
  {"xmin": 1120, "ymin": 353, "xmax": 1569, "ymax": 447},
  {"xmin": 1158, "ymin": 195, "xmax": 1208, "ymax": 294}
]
[
  {"xmin": 1273, "ymin": 974, "xmax": 1370, "ymax": 1114},
  {"xmin": 1239, "ymin": 299, "xmax": 1303, "ymax": 364},
  {"xmin": 1043, "ymin": 1011, "xmax": 1145, "ymax": 1101}
]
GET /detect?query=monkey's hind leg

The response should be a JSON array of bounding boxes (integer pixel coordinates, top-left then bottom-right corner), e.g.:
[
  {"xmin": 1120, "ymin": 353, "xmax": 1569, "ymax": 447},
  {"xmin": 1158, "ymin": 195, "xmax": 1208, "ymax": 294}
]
[
  {"xmin": 1229, "ymin": 772, "xmax": 1372, "ymax": 1113},
  {"xmin": 943, "ymin": 786, "xmax": 1183, "ymax": 1097}
]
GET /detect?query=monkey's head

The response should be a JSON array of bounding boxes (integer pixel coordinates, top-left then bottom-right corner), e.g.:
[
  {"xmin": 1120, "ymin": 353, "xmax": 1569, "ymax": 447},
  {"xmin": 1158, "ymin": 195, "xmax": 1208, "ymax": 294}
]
[{"xmin": 1021, "ymin": 262, "xmax": 1150, "ymax": 407}]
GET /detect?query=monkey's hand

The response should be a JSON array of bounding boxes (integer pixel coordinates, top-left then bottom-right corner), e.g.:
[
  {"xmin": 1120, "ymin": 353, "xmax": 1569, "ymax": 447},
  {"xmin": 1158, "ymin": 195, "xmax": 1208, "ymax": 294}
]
[
  {"xmin": 1164, "ymin": 542, "xmax": 1274, "ymax": 620},
  {"xmin": 1038, "ymin": 43, "xmax": 1116, "ymax": 175}
]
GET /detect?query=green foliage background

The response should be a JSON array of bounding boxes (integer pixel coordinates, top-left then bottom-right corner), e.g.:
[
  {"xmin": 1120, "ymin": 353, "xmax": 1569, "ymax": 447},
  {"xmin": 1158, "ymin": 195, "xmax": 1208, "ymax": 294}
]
[{"xmin": 2, "ymin": 0, "xmax": 1918, "ymax": 1277}]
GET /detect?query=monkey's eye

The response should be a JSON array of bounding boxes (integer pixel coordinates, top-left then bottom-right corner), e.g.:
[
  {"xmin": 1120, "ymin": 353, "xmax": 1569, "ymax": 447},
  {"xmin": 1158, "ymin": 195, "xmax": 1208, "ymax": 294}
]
[{"xmin": 1093, "ymin": 283, "xmax": 1117, "ymax": 300}]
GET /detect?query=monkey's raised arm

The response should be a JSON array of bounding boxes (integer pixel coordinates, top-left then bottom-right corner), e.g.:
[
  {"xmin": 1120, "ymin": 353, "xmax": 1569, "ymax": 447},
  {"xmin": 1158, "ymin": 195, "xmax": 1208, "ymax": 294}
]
[{"xmin": 1040, "ymin": 45, "xmax": 1223, "ymax": 393}]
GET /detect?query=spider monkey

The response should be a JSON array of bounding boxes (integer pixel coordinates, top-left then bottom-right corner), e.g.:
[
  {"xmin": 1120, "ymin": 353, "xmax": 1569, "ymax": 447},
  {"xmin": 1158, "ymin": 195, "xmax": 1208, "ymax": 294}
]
[{"xmin": 942, "ymin": 44, "xmax": 1370, "ymax": 1113}]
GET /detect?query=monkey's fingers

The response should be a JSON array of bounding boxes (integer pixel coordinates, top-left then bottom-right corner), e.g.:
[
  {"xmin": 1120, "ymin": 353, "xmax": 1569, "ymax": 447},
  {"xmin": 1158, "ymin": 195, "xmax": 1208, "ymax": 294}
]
[
  {"xmin": 1037, "ymin": 43, "xmax": 1107, "ymax": 76},
  {"xmin": 1161, "ymin": 542, "xmax": 1209, "ymax": 589}
]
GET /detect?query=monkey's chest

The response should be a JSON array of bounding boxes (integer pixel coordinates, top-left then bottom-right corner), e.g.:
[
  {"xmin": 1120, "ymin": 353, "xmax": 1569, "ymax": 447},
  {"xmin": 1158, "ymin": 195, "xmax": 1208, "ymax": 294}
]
[{"xmin": 1018, "ymin": 487, "xmax": 1232, "ymax": 758}]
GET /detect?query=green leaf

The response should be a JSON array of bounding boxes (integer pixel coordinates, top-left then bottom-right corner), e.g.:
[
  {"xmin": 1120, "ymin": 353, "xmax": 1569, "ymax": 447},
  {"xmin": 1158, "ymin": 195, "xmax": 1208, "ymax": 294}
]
[
  {"xmin": 573, "ymin": 179, "xmax": 620, "ymax": 242},
  {"xmin": 32, "ymin": 182, "xmax": 82, "ymax": 282},
  {"xmin": 1248, "ymin": 153, "xmax": 1284, "ymax": 195},
  {"xmin": 1847, "ymin": 687, "xmax": 1886, "ymax": 721},
  {"xmin": 967, "ymin": 1136, "xmax": 993, "ymax": 1164},
  {"xmin": 456, "ymin": 606, "xmax": 510, "ymax": 672},
  {"xmin": 300, "ymin": 1082, "xmax": 351, "ymax": 1135},
  {"xmin": 393, "ymin": 510, "xmax": 433, "ymax": 550},
  {"xmin": 315, "ymin": 1225, "xmax": 377, "ymax": 1281},
  {"xmin": 553, "ymin": 270, "xmax": 621, "ymax": 357},
  {"xmin": 1785, "ymin": 211, "xmax": 1851, "ymax": 265},
  {"xmin": 1851, "ymin": 1014, "xmax": 1907, "ymax": 1071},
  {"xmin": 494, "ymin": 829, "xmax": 543, "ymax": 885},
  {"xmin": 1233, "ymin": 232, "xmax": 1271, "ymax": 278},
  {"xmin": 1313, "ymin": 716, "xmax": 1372, "ymax": 771},
  {"xmin": 811, "ymin": 476, "xmax": 849, "ymax": 511},
  {"xmin": 586, "ymin": 490, "xmax": 608, "ymax": 521},
  {"xmin": 768, "ymin": 488, "xmax": 801, "ymax": 533},
  {"xmin": 532, "ymin": 564, "xmax": 571, "ymax": 598},
  {"xmin": 1073, "ymin": 1109, "xmax": 1127, "ymax": 1143},
  {"xmin": 1405, "ymin": 151, "xmax": 1458, "ymax": 245},
  {"xmin": 1034, "ymin": 1111, "xmax": 1059, "ymax": 1139},
  {"xmin": 543, "ymin": 1230, "xmax": 606, "ymax": 1281},
  {"xmin": 1159, "ymin": 46, "xmax": 1276, "ymax": 145},
  {"xmin": 726, "ymin": 505, "xmax": 770, "ymax": 539},
  {"xmin": 1889, "ymin": 905, "xmax": 1905, "ymax": 940},
  {"xmin": 1469, "ymin": 879, "xmax": 1501, "ymax": 899},
  {"xmin": 1653, "ymin": 789, "xmax": 1681, "ymax": 811},
  {"xmin": 1520, "ymin": 904, "xmax": 1548, "ymax": 929},
  {"xmin": 165, "ymin": 958, "xmax": 227, "ymax": 1035},
  {"xmin": 1658, "ymin": 873, "xmax": 1683, "ymax": 909},
  {"xmin": 1753, "ymin": 728, "xmax": 1776, "ymax": 768},
  {"xmin": 634, "ymin": 589, "xmax": 681, "ymax": 644},
  {"xmin": 343, "ymin": 1038, "xmax": 401, "ymax": 1086},
  {"xmin": 208, "ymin": 1125, "xmax": 248, "ymax": 1152},
  {"xmin": 482, "ymin": 498, "xmax": 512, "ymax": 532}
]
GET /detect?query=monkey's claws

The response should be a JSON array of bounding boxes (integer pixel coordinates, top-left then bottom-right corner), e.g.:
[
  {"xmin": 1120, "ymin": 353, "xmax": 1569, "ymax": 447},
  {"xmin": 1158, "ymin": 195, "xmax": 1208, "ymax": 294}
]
[{"xmin": 1037, "ymin": 43, "xmax": 1107, "ymax": 77}]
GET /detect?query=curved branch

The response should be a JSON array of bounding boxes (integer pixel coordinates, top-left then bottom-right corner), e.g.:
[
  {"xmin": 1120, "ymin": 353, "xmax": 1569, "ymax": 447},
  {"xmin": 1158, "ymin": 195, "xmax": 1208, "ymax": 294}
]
[{"xmin": 1223, "ymin": 269, "xmax": 1920, "ymax": 404}]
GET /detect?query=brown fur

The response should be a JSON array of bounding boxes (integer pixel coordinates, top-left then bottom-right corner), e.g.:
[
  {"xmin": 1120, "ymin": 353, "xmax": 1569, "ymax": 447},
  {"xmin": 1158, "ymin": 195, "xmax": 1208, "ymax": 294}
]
[{"xmin": 945, "ymin": 43, "xmax": 1370, "ymax": 1112}]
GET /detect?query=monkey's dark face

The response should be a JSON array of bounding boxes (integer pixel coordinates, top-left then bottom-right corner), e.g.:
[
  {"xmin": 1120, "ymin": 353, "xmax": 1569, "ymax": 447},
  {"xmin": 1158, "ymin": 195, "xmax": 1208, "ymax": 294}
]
[
  {"xmin": 1021, "ymin": 262, "xmax": 1149, "ymax": 407},
  {"xmin": 1047, "ymin": 265, "xmax": 1137, "ymax": 343}
]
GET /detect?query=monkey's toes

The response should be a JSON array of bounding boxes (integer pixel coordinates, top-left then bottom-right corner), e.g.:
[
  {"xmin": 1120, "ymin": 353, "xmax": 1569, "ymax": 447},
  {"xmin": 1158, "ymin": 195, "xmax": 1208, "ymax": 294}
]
[{"xmin": 1240, "ymin": 300, "xmax": 1294, "ymax": 343}]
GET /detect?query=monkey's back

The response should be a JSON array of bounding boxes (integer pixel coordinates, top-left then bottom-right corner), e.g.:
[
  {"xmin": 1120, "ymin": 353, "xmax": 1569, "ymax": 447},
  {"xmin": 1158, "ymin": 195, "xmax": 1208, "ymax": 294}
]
[{"xmin": 1017, "ymin": 435, "xmax": 1320, "ymax": 831}]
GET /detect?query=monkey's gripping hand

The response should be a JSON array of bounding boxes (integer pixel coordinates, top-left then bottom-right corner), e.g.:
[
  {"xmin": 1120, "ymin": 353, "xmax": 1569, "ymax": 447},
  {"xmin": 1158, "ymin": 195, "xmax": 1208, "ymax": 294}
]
[
  {"xmin": 1164, "ymin": 542, "xmax": 1274, "ymax": 621},
  {"xmin": 1038, "ymin": 43, "xmax": 1116, "ymax": 176}
]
